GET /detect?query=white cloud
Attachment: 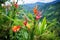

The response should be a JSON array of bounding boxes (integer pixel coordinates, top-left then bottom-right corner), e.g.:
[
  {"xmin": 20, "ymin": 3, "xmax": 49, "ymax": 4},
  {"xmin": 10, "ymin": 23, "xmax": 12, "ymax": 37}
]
[
  {"xmin": 18, "ymin": 0, "xmax": 38, "ymax": 5},
  {"xmin": 10, "ymin": 0, "xmax": 56, "ymax": 5},
  {"xmin": 39, "ymin": 0, "xmax": 56, "ymax": 3}
]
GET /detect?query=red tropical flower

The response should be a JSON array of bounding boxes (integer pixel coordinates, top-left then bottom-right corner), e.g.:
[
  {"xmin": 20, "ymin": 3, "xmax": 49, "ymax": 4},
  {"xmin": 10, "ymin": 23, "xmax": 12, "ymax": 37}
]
[
  {"xmin": 23, "ymin": 16, "xmax": 28, "ymax": 26},
  {"xmin": 14, "ymin": 2, "xmax": 18, "ymax": 8},
  {"xmin": 12, "ymin": 25, "xmax": 21, "ymax": 32},
  {"xmin": 23, "ymin": 20, "xmax": 27, "ymax": 26},
  {"xmin": 35, "ymin": 11, "xmax": 42, "ymax": 20}
]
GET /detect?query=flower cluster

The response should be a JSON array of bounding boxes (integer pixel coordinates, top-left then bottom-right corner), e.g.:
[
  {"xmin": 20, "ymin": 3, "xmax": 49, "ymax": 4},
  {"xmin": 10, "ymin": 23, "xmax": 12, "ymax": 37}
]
[
  {"xmin": 36, "ymin": 11, "xmax": 42, "ymax": 20},
  {"xmin": 1, "ymin": 1, "xmax": 19, "ymax": 8},
  {"xmin": 14, "ymin": 2, "xmax": 19, "ymax": 8},
  {"xmin": 12, "ymin": 25, "xmax": 21, "ymax": 32},
  {"xmin": 33, "ymin": 6, "xmax": 42, "ymax": 20},
  {"xmin": 1, "ymin": 1, "xmax": 12, "ymax": 7},
  {"xmin": 23, "ymin": 20, "xmax": 27, "ymax": 26},
  {"xmin": 33, "ymin": 7, "xmax": 38, "ymax": 15}
]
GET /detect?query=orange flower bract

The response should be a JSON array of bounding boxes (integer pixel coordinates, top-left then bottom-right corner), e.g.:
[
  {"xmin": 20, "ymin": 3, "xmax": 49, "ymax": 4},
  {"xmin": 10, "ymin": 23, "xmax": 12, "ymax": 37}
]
[
  {"xmin": 12, "ymin": 26, "xmax": 21, "ymax": 32},
  {"xmin": 33, "ymin": 7, "xmax": 38, "ymax": 15},
  {"xmin": 26, "ymin": 23, "xmax": 30, "ymax": 30}
]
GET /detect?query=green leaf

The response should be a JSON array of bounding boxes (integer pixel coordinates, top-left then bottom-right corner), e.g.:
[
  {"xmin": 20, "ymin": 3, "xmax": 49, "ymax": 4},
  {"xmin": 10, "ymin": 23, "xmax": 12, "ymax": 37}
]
[
  {"xmin": 27, "ymin": 13, "xmax": 34, "ymax": 21},
  {"xmin": 39, "ymin": 17, "xmax": 47, "ymax": 35}
]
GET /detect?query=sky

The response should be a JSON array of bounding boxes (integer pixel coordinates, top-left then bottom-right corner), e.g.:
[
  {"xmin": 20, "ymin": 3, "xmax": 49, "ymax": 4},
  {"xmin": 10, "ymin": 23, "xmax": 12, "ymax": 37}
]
[{"xmin": 10, "ymin": 0, "xmax": 56, "ymax": 5}]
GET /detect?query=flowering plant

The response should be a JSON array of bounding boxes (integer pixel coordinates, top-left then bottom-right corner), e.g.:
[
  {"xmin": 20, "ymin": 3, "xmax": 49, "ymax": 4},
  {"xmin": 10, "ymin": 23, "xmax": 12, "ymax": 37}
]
[{"xmin": 0, "ymin": 0, "xmax": 59, "ymax": 40}]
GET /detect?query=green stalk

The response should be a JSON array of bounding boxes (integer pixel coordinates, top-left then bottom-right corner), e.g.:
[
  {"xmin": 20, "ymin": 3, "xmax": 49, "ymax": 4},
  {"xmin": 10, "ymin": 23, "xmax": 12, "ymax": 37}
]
[{"xmin": 30, "ymin": 17, "xmax": 36, "ymax": 40}]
